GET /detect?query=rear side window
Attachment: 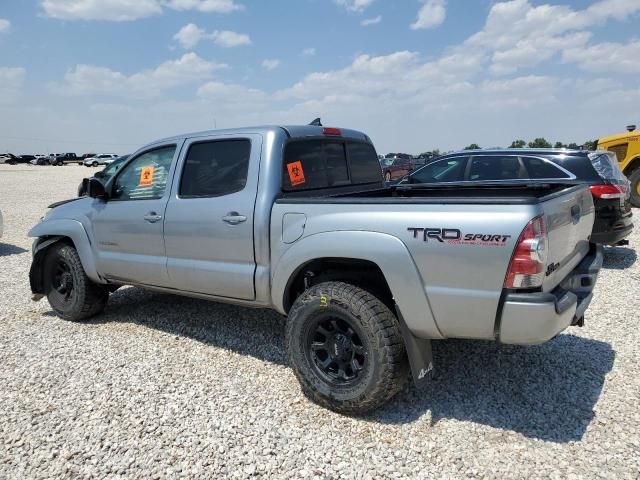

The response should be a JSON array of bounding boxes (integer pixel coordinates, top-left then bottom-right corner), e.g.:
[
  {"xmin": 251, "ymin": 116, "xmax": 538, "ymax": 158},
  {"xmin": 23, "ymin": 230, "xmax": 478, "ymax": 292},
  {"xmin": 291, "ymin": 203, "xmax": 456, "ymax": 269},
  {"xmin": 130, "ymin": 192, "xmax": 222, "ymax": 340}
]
[
  {"xmin": 409, "ymin": 157, "xmax": 467, "ymax": 183},
  {"xmin": 607, "ymin": 144, "xmax": 628, "ymax": 163},
  {"xmin": 469, "ymin": 156, "xmax": 523, "ymax": 181},
  {"xmin": 282, "ymin": 140, "xmax": 380, "ymax": 191},
  {"xmin": 522, "ymin": 157, "xmax": 570, "ymax": 179},
  {"xmin": 179, "ymin": 139, "xmax": 251, "ymax": 197},
  {"xmin": 347, "ymin": 142, "xmax": 382, "ymax": 183}
]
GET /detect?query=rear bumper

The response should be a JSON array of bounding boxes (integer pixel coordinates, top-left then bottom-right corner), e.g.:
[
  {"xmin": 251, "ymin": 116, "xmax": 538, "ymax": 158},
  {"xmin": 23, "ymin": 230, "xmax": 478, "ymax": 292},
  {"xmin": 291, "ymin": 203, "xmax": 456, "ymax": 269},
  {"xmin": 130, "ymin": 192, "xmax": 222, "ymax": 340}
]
[
  {"xmin": 498, "ymin": 244, "xmax": 603, "ymax": 345},
  {"xmin": 590, "ymin": 219, "xmax": 633, "ymax": 245}
]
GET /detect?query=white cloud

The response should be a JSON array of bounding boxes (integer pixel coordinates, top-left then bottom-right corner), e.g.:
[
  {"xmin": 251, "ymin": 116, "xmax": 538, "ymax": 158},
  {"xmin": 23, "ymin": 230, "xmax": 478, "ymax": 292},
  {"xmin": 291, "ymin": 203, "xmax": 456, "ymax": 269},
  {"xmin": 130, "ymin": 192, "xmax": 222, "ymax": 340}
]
[
  {"xmin": 212, "ymin": 30, "xmax": 251, "ymax": 47},
  {"xmin": 40, "ymin": 0, "xmax": 243, "ymax": 21},
  {"xmin": 361, "ymin": 15, "xmax": 382, "ymax": 26},
  {"xmin": 198, "ymin": 81, "xmax": 269, "ymax": 112},
  {"xmin": 0, "ymin": 19, "xmax": 11, "ymax": 33},
  {"xmin": 174, "ymin": 24, "xmax": 251, "ymax": 48},
  {"xmin": 302, "ymin": 48, "xmax": 316, "ymax": 57},
  {"xmin": 56, "ymin": 53, "xmax": 227, "ymax": 98},
  {"xmin": 174, "ymin": 23, "xmax": 206, "ymax": 49},
  {"xmin": 334, "ymin": 0, "xmax": 374, "ymax": 12},
  {"xmin": 262, "ymin": 59, "xmax": 281, "ymax": 70},
  {"xmin": 0, "ymin": 67, "xmax": 26, "ymax": 102},
  {"xmin": 563, "ymin": 40, "xmax": 640, "ymax": 74},
  {"xmin": 410, "ymin": 0, "xmax": 446, "ymax": 30},
  {"xmin": 163, "ymin": 0, "xmax": 243, "ymax": 13},
  {"xmin": 466, "ymin": 0, "xmax": 640, "ymax": 76}
]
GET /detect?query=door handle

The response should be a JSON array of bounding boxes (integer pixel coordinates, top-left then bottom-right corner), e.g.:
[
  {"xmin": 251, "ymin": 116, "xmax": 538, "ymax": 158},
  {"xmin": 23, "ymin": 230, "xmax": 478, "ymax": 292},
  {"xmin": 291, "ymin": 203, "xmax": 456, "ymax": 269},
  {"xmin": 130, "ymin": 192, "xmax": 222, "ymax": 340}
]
[
  {"xmin": 143, "ymin": 212, "xmax": 163, "ymax": 223},
  {"xmin": 222, "ymin": 212, "xmax": 247, "ymax": 225}
]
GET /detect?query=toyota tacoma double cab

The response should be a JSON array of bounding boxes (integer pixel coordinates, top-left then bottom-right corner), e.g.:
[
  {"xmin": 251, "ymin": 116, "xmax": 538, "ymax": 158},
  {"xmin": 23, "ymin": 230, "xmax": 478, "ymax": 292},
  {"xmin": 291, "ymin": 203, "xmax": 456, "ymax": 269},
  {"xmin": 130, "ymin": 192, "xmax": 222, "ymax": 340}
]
[{"xmin": 28, "ymin": 124, "xmax": 602, "ymax": 414}]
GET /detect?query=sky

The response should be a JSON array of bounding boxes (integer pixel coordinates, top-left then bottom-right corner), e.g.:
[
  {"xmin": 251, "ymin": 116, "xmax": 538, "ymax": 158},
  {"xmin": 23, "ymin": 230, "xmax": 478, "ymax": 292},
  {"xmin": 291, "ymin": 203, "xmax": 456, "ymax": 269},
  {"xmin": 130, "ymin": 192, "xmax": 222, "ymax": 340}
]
[{"xmin": 0, "ymin": 0, "xmax": 639, "ymax": 155}]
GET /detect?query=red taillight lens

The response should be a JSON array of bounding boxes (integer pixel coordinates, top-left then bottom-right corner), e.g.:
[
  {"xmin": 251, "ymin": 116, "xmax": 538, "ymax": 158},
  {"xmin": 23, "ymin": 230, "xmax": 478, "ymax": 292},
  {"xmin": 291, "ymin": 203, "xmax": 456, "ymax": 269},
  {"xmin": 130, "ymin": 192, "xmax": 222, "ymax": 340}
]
[
  {"xmin": 590, "ymin": 184, "xmax": 626, "ymax": 199},
  {"xmin": 322, "ymin": 127, "xmax": 342, "ymax": 136},
  {"xmin": 504, "ymin": 216, "xmax": 547, "ymax": 289}
]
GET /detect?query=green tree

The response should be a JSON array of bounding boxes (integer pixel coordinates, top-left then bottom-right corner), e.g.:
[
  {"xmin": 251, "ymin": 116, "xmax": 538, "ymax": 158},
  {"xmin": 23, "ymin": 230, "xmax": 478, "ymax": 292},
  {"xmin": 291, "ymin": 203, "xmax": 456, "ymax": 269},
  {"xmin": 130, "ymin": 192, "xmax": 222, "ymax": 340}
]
[
  {"xmin": 509, "ymin": 139, "xmax": 526, "ymax": 148},
  {"xmin": 419, "ymin": 149, "xmax": 440, "ymax": 158},
  {"xmin": 464, "ymin": 143, "xmax": 481, "ymax": 150},
  {"xmin": 567, "ymin": 142, "xmax": 579, "ymax": 149},
  {"xmin": 582, "ymin": 140, "xmax": 597, "ymax": 150},
  {"xmin": 554, "ymin": 141, "xmax": 566, "ymax": 148},
  {"xmin": 528, "ymin": 138, "xmax": 552, "ymax": 148}
]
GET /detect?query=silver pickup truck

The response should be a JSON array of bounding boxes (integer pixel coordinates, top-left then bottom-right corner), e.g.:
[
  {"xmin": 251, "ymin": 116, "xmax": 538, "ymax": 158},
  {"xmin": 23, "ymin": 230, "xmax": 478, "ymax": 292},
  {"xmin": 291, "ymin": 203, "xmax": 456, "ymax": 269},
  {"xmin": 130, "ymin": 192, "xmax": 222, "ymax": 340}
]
[{"xmin": 28, "ymin": 125, "xmax": 602, "ymax": 414}]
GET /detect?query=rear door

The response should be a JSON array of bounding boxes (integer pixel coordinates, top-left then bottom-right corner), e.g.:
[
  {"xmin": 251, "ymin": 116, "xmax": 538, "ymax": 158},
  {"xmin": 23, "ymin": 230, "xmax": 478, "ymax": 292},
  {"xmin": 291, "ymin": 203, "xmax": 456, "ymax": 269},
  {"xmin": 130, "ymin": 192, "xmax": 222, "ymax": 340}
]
[{"xmin": 163, "ymin": 134, "xmax": 261, "ymax": 300}]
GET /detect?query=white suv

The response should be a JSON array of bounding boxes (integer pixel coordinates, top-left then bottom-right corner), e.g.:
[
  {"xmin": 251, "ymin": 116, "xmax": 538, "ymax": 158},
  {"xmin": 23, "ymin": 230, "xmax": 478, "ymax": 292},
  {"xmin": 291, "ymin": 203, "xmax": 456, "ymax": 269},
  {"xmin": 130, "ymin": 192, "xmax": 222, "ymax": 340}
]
[{"xmin": 84, "ymin": 154, "xmax": 119, "ymax": 167}]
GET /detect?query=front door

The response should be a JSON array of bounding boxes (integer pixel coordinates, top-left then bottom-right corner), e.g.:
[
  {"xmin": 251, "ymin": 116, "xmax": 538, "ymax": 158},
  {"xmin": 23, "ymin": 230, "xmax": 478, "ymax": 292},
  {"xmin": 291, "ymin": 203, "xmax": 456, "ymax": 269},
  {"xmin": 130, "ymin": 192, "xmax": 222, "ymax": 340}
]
[
  {"xmin": 90, "ymin": 144, "xmax": 179, "ymax": 286},
  {"xmin": 163, "ymin": 134, "xmax": 261, "ymax": 300}
]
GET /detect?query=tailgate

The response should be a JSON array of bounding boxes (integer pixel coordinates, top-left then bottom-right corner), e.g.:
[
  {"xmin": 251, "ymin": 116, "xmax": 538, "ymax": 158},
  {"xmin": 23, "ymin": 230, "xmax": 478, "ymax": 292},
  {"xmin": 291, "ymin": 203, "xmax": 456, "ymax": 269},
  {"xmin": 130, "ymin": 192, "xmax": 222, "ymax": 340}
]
[{"xmin": 541, "ymin": 185, "xmax": 595, "ymax": 292}]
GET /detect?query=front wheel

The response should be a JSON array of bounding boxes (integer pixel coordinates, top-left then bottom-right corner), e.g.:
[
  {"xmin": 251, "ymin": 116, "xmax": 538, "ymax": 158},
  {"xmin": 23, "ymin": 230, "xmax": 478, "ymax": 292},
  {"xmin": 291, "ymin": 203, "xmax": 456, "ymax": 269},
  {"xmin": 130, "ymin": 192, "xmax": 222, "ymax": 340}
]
[
  {"xmin": 629, "ymin": 169, "xmax": 640, "ymax": 208},
  {"xmin": 43, "ymin": 243, "xmax": 109, "ymax": 321},
  {"xmin": 92, "ymin": 161, "xmax": 98, "ymax": 167},
  {"xmin": 286, "ymin": 281, "xmax": 407, "ymax": 415}
]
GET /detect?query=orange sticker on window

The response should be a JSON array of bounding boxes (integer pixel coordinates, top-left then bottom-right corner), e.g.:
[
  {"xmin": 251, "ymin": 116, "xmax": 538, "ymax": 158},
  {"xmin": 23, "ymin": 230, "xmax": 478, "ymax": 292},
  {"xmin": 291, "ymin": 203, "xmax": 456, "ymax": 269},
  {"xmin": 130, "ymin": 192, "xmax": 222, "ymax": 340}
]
[
  {"xmin": 287, "ymin": 161, "xmax": 305, "ymax": 186},
  {"xmin": 139, "ymin": 166, "xmax": 154, "ymax": 186}
]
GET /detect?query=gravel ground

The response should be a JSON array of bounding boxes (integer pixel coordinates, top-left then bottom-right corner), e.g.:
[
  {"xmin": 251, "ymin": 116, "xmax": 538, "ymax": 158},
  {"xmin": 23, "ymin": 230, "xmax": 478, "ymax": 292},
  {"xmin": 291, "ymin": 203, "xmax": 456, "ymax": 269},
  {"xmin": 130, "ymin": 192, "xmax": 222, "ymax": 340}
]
[{"xmin": 0, "ymin": 164, "xmax": 639, "ymax": 479}]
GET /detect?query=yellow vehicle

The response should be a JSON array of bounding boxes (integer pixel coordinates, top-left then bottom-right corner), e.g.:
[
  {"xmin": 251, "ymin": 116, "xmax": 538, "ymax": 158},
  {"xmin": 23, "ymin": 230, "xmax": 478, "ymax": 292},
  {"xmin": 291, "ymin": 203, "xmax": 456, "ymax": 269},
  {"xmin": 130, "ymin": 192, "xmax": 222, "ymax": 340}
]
[{"xmin": 596, "ymin": 125, "xmax": 640, "ymax": 207}]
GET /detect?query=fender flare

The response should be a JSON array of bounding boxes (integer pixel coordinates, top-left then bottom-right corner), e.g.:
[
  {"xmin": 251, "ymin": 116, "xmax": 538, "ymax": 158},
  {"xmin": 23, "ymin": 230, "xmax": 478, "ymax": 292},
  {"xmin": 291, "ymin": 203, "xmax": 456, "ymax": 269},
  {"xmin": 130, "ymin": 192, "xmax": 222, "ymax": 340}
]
[
  {"xmin": 271, "ymin": 230, "xmax": 444, "ymax": 340},
  {"xmin": 28, "ymin": 219, "xmax": 102, "ymax": 287}
]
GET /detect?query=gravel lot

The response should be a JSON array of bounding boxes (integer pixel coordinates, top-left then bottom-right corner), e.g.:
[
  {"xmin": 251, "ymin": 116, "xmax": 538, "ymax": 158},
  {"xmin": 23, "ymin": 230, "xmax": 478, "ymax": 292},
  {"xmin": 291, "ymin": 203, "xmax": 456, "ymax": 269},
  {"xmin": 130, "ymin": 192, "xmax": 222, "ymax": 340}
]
[{"xmin": 0, "ymin": 164, "xmax": 639, "ymax": 479}]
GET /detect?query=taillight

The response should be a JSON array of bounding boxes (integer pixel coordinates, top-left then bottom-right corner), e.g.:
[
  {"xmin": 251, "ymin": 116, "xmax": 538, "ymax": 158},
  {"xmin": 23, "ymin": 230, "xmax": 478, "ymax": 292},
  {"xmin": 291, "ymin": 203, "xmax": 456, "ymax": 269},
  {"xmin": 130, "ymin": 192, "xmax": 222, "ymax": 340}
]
[
  {"xmin": 322, "ymin": 127, "xmax": 342, "ymax": 136},
  {"xmin": 590, "ymin": 184, "xmax": 626, "ymax": 199},
  {"xmin": 504, "ymin": 216, "xmax": 547, "ymax": 289}
]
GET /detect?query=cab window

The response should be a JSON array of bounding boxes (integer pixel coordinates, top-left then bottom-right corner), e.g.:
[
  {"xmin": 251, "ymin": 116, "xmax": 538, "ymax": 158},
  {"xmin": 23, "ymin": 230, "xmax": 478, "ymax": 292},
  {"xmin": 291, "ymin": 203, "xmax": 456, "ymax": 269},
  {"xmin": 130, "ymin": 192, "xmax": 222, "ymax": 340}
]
[
  {"xmin": 469, "ymin": 156, "xmax": 523, "ymax": 181},
  {"xmin": 111, "ymin": 146, "xmax": 176, "ymax": 201},
  {"xmin": 607, "ymin": 144, "xmax": 628, "ymax": 163}
]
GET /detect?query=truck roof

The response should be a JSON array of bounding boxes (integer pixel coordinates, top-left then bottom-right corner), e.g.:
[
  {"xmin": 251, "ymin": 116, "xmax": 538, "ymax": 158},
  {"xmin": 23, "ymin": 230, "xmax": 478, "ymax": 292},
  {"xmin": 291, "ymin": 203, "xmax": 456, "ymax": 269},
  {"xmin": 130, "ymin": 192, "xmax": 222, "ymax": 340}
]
[
  {"xmin": 147, "ymin": 125, "xmax": 370, "ymax": 148},
  {"xmin": 597, "ymin": 131, "xmax": 640, "ymax": 144},
  {"xmin": 438, "ymin": 148, "xmax": 589, "ymax": 157}
]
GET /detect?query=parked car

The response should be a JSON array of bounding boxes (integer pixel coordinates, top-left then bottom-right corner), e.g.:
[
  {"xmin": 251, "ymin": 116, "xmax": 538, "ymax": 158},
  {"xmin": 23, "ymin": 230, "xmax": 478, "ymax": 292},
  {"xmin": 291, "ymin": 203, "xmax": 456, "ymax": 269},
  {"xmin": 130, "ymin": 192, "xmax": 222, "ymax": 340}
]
[
  {"xmin": 78, "ymin": 155, "xmax": 129, "ymax": 196},
  {"xmin": 0, "ymin": 154, "xmax": 19, "ymax": 165},
  {"xmin": 84, "ymin": 154, "xmax": 119, "ymax": 167},
  {"xmin": 30, "ymin": 157, "xmax": 50, "ymax": 166},
  {"xmin": 405, "ymin": 149, "xmax": 633, "ymax": 246},
  {"xmin": 381, "ymin": 157, "xmax": 414, "ymax": 182},
  {"xmin": 596, "ymin": 125, "xmax": 640, "ymax": 207},
  {"xmin": 49, "ymin": 153, "xmax": 83, "ymax": 166},
  {"xmin": 18, "ymin": 155, "xmax": 36, "ymax": 164},
  {"xmin": 29, "ymin": 124, "xmax": 601, "ymax": 414}
]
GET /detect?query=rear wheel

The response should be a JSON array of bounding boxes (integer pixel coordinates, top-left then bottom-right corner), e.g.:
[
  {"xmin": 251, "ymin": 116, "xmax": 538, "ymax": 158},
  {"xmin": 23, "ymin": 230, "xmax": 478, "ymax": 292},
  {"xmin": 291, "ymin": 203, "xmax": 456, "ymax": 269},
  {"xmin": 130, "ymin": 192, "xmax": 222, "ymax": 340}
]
[
  {"xmin": 92, "ymin": 161, "xmax": 98, "ymax": 167},
  {"xmin": 286, "ymin": 281, "xmax": 407, "ymax": 415},
  {"xmin": 43, "ymin": 243, "xmax": 108, "ymax": 321},
  {"xmin": 629, "ymin": 169, "xmax": 640, "ymax": 208}
]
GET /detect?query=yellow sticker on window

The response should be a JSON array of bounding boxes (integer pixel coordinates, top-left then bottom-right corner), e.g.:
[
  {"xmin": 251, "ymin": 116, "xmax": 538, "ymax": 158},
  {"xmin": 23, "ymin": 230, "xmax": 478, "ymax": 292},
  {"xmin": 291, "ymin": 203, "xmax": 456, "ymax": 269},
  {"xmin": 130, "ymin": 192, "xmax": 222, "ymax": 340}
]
[{"xmin": 139, "ymin": 166, "xmax": 154, "ymax": 186}]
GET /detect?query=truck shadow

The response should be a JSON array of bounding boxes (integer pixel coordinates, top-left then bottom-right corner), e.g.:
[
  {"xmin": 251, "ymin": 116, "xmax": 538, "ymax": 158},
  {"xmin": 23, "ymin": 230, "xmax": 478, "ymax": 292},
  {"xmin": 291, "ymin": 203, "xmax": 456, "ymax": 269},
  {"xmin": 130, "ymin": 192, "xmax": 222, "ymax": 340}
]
[
  {"xmin": 371, "ymin": 336, "xmax": 615, "ymax": 443},
  {"xmin": 602, "ymin": 246, "xmax": 636, "ymax": 270},
  {"xmin": 0, "ymin": 243, "xmax": 29, "ymax": 256},
  {"xmin": 90, "ymin": 287, "xmax": 613, "ymax": 444}
]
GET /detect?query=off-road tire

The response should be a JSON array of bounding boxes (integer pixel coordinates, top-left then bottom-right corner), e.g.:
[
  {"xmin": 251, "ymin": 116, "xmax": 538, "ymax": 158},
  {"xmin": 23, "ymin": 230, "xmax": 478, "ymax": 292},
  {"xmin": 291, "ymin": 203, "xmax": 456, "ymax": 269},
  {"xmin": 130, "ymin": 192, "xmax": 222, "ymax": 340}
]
[
  {"xmin": 629, "ymin": 168, "xmax": 640, "ymax": 208},
  {"xmin": 43, "ymin": 243, "xmax": 108, "ymax": 321},
  {"xmin": 286, "ymin": 281, "xmax": 407, "ymax": 415}
]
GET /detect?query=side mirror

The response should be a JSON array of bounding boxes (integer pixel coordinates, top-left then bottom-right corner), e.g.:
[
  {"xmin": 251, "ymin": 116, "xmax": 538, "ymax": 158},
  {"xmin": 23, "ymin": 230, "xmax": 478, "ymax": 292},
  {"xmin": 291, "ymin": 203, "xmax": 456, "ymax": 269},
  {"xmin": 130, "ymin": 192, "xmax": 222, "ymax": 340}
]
[
  {"xmin": 94, "ymin": 170, "xmax": 105, "ymax": 179},
  {"xmin": 87, "ymin": 178, "xmax": 107, "ymax": 199}
]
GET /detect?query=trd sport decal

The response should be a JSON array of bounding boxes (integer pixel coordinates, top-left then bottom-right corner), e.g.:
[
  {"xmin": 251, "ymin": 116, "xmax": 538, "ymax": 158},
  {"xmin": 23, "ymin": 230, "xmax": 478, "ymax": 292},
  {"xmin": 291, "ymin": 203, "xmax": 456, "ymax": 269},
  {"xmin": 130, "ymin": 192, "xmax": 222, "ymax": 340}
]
[{"xmin": 408, "ymin": 227, "xmax": 511, "ymax": 246}]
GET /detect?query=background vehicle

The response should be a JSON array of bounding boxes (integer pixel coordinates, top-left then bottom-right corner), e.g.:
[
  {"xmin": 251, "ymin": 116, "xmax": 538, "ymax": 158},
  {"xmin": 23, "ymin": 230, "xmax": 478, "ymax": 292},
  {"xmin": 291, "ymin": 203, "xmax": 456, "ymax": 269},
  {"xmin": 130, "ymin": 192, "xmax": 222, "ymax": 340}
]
[
  {"xmin": 77, "ymin": 155, "xmax": 129, "ymax": 196},
  {"xmin": 381, "ymin": 157, "xmax": 413, "ymax": 182},
  {"xmin": 596, "ymin": 125, "xmax": 640, "ymax": 207},
  {"xmin": 84, "ymin": 154, "xmax": 119, "ymax": 167},
  {"xmin": 405, "ymin": 149, "xmax": 632, "ymax": 246},
  {"xmin": 29, "ymin": 125, "xmax": 600, "ymax": 414},
  {"xmin": 0, "ymin": 154, "xmax": 19, "ymax": 165},
  {"xmin": 49, "ymin": 153, "xmax": 83, "ymax": 166},
  {"xmin": 18, "ymin": 155, "xmax": 36, "ymax": 164},
  {"xmin": 30, "ymin": 156, "xmax": 50, "ymax": 166}
]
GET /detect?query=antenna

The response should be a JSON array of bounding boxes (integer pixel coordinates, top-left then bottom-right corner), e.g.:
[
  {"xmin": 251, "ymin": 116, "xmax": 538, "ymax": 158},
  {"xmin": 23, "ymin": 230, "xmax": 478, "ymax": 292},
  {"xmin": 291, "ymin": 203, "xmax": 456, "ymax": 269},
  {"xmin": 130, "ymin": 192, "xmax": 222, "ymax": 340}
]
[{"xmin": 309, "ymin": 118, "xmax": 322, "ymax": 127}]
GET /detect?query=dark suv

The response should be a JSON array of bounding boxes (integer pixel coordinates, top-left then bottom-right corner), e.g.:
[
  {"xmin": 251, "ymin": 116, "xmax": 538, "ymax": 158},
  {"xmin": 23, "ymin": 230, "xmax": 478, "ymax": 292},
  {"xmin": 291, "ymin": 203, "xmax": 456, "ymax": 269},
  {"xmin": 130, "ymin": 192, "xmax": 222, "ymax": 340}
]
[{"xmin": 405, "ymin": 149, "xmax": 633, "ymax": 246}]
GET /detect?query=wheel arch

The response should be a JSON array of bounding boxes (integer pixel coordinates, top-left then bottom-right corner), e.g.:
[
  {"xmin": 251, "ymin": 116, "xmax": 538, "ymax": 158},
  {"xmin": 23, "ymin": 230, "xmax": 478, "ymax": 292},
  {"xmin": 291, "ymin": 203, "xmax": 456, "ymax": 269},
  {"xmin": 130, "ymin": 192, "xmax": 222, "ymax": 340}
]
[
  {"xmin": 622, "ymin": 156, "xmax": 640, "ymax": 176},
  {"xmin": 271, "ymin": 230, "xmax": 444, "ymax": 340},
  {"xmin": 28, "ymin": 219, "xmax": 102, "ymax": 295}
]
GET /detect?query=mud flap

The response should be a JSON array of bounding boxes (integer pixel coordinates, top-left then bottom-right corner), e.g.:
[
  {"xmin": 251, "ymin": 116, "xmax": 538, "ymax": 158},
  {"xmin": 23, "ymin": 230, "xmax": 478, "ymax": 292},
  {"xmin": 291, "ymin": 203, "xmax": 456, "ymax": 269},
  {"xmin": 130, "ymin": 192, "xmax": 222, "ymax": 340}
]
[
  {"xmin": 29, "ymin": 236, "xmax": 63, "ymax": 299},
  {"xmin": 395, "ymin": 306, "xmax": 434, "ymax": 389}
]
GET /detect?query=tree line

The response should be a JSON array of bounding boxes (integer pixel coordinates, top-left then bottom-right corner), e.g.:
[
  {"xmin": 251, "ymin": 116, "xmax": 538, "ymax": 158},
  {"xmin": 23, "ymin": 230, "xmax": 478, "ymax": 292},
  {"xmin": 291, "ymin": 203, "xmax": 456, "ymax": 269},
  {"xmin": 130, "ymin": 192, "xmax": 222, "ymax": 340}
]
[{"xmin": 419, "ymin": 138, "xmax": 597, "ymax": 158}]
